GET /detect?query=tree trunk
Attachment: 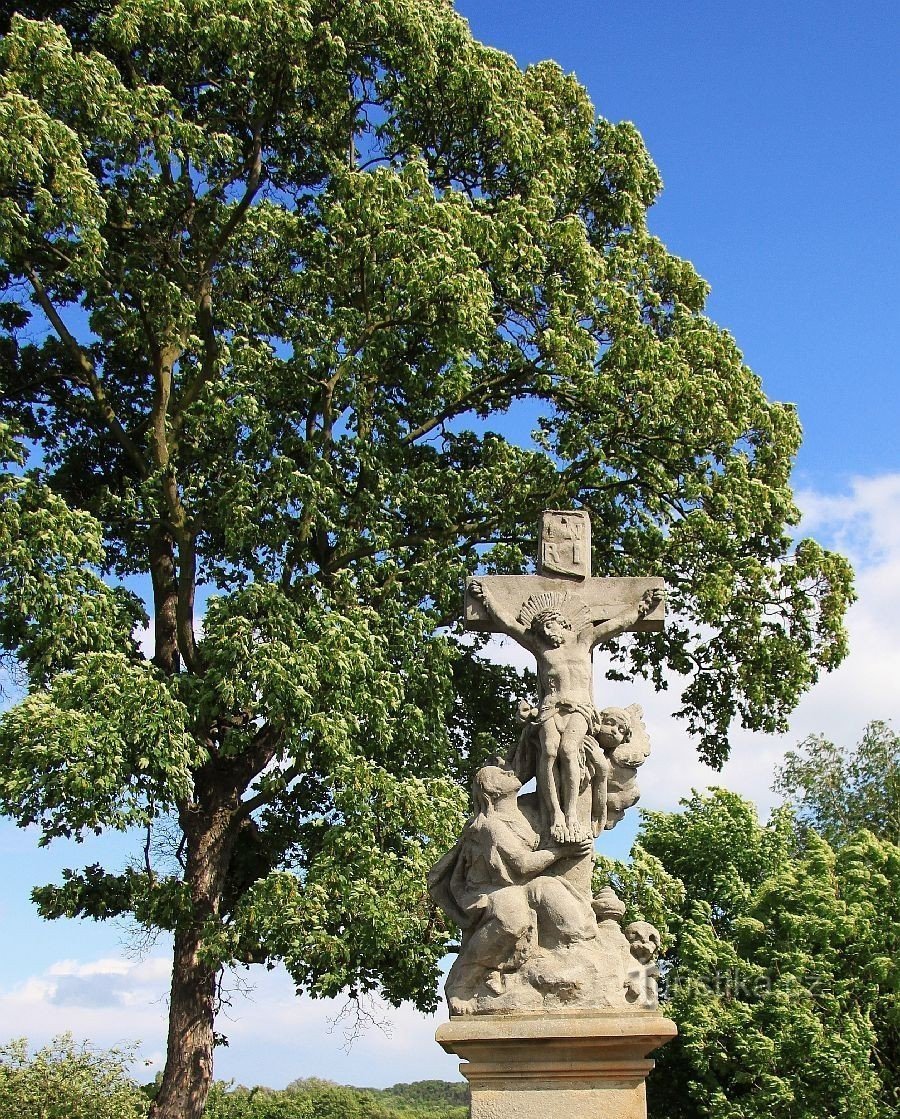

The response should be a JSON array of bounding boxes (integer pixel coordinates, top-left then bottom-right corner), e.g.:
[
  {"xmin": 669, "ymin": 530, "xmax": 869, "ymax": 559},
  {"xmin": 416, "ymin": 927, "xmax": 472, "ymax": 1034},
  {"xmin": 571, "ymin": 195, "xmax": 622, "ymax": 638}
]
[
  {"xmin": 149, "ymin": 788, "xmax": 237, "ymax": 1119},
  {"xmin": 148, "ymin": 922, "xmax": 218, "ymax": 1119},
  {"xmin": 149, "ymin": 528, "xmax": 180, "ymax": 675}
]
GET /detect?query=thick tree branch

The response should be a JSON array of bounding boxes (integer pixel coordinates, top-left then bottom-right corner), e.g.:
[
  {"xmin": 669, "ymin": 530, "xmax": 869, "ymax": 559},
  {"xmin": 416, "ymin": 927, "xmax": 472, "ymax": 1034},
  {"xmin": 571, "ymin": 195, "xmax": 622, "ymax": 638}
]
[
  {"xmin": 236, "ymin": 762, "xmax": 301, "ymax": 820},
  {"xmin": 400, "ymin": 369, "xmax": 523, "ymax": 445},
  {"xmin": 172, "ymin": 275, "xmax": 216, "ymax": 430},
  {"xmin": 149, "ymin": 342, "xmax": 203, "ymax": 673},
  {"xmin": 176, "ymin": 532, "xmax": 202, "ymax": 674},
  {"xmin": 150, "ymin": 528, "xmax": 181, "ymax": 675},
  {"xmin": 151, "ymin": 343, "xmax": 179, "ymax": 468},
  {"xmin": 206, "ymin": 134, "xmax": 264, "ymax": 270},
  {"xmin": 227, "ymin": 722, "xmax": 287, "ymax": 804}
]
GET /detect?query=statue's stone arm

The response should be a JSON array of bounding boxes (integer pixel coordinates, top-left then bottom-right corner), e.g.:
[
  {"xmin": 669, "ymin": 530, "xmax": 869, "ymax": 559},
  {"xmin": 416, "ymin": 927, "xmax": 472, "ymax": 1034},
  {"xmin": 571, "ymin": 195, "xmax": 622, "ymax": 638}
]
[
  {"xmin": 493, "ymin": 822, "xmax": 592, "ymax": 878},
  {"xmin": 468, "ymin": 579, "xmax": 536, "ymax": 650},
  {"xmin": 588, "ymin": 586, "xmax": 665, "ymax": 647}
]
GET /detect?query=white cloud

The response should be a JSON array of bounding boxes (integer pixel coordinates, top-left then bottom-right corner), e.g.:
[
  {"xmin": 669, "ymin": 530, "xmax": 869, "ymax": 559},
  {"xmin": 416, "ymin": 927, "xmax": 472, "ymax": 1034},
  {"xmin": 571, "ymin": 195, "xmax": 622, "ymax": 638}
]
[
  {"xmin": 794, "ymin": 473, "xmax": 900, "ymax": 562},
  {"xmin": 0, "ymin": 955, "xmax": 169, "ymax": 1061},
  {"xmin": 48, "ymin": 957, "xmax": 136, "ymax": 977},
  {"xmin": 0, "ymin": 955, "xmax": 456, "ymax": 1088},
  {"xmin": 211, "ymin": 973, "xmax": 456, "ymax": 1088}
]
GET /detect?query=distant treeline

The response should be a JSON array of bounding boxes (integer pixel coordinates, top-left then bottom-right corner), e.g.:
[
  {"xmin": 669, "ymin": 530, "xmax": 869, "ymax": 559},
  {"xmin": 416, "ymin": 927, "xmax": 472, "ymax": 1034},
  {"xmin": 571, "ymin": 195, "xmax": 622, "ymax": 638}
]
[
  {"xmin": 193, "ymin": 1077, "xmax": 469, "ymax": 1119},
  {"xmin": 0, "ymin": 1037, "xmax": 467, "ymax": 1119}
]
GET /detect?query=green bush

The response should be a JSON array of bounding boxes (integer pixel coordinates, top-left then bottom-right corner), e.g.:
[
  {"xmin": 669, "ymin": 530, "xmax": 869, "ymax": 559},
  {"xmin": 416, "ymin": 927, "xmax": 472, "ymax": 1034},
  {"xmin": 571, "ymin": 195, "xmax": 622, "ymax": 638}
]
[
  {"xmin": 202, "ymin": 1079, "xmax": 468, "ymax": 1119},
  {"xmin": 0, "ymin": 1035, "xmax": 146, "ymax": 1119}
]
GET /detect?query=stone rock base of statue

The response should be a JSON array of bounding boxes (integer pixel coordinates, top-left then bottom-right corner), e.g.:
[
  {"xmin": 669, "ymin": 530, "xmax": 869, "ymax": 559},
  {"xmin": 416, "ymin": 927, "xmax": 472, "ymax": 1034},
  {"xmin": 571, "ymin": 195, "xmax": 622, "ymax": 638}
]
[
  {"xmin": 436, "ymin": 1011, "xmax": 676, "ymax": 1119},
  {"xmin": 444, "ymin": 909, "xmax": 658, "ymax": 1015}
]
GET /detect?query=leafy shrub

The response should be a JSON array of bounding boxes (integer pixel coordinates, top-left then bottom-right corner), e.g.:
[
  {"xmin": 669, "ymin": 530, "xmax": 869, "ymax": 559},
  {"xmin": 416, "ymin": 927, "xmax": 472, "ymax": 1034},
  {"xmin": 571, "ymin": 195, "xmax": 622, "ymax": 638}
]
[{"xmin": 0, "ymin": 1035, "xmax": 146, "ymax": 1119}]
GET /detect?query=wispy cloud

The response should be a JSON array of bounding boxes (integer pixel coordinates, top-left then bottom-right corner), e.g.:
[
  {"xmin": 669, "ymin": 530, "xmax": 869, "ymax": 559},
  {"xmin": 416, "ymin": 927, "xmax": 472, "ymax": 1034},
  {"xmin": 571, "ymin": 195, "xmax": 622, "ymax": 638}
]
[
  {"xmin": 0, "ymin": 955, "xmax": 454, "ymax": 1088},
  {"xmin": 0, "ymin": 954, "xmax": 169, "ymax": 1069}
]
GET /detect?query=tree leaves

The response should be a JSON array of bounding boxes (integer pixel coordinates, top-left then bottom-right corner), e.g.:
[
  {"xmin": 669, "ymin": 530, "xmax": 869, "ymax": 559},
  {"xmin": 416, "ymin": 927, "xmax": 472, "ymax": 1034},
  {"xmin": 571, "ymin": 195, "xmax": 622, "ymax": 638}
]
[
  {"xmin": 225, "ymin": 764, "xmax": 465, "ymax": 1010},
  {"xmin": 775, "ymin": 721, "xmax": 900, "ymax": 847},
  {"xmin": 0, "ymin": 652, "xmax": 199, "ymax": 839},
  {"xmin": 0, "ymin": 1035, "xmax": 147, "ymax": 1119},
  {"xmin": 0, "ymin": 3, "xmax": 859, "ymax": 1102},
  {"xmin": 0, "ymin": 424, "xmax": 145, "ymax": 681},
  {"xmin": 628, "ymin": 785, "xmax": 900, "ymax": 1119}
]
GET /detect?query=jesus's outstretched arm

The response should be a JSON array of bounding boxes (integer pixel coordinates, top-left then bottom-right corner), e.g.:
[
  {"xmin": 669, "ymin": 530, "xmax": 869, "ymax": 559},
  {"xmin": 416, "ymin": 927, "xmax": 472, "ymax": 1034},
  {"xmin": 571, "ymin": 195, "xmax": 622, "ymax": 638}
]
[
  {"xmin": 468, "ymin": 580, "xmax": 534, "ymax": 647},
  {"xmin": 590, "ymin": 586, "xmax": 664, "ymax": 646}
]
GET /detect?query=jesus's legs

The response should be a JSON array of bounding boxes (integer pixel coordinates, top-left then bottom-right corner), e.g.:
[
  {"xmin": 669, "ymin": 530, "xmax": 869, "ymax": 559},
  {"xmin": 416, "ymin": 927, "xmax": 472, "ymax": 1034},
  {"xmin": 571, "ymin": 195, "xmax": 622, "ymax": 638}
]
[
  {"xmin": 558, "ymin": 712, "xmax": 590, "ymax": 842},
  {"xmin": 537, "ymin": 721, "xmax": 566, "ymax": 841}
]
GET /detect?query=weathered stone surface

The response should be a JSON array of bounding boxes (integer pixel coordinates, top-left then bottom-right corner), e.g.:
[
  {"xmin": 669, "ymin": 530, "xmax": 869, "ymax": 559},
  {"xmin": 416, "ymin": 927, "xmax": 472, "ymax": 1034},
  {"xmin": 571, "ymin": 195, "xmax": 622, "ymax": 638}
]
[
  {"xmin": 428, "ymin": 766, "xmax": 661, "ymax": 1016},
  {"xmin": 429, "ymin": 510, "xmax": 667, "ymax": 1018},
  {"xmin": 537, "ymin": 509, "xmax": 592, "ymax": 580},
  {"xmin": 464, "ymin": 576, "xmax": 665, "ymax": 633},
  {"xmin": 430, "ymin": 511, "xmax": 675, "ymax": 1118},
  {"xmin": 466, "ymin": 574, "xmax": 662, "ymax": 846},
  {"xmin": 436, "ymin": 1012, "xmax": 677, "ymax": 1119}
]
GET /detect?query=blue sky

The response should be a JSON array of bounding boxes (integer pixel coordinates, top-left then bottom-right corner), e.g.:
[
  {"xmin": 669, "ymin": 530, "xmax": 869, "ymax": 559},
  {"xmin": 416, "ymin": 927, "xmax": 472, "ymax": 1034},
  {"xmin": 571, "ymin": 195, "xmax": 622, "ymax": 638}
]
[
  {"xmin": 460, "ymin": 0, "xmax": 900, "ymax": 486},
  {"xmin": 2, "ymin": 0, "xmax": 899, "ymax": 1091}
]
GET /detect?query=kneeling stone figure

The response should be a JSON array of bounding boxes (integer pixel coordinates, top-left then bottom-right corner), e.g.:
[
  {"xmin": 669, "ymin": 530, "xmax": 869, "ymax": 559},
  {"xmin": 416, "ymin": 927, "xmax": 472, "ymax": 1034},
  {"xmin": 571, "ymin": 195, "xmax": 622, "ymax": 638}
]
[{"xmin": 429, "ymin": 763, "xmax": 662, "ymax": 1015}]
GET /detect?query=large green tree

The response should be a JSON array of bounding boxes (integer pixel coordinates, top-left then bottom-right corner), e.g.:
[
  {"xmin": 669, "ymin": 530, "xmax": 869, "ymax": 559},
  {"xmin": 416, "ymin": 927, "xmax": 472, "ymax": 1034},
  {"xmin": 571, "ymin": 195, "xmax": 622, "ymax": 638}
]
[
  {"xmin": 775, "ymin": 720, "xmax": 900, "ymax": 847},
  {"xmin": 0, "ymin": 2, "xmax": 853, "ymax": 1116}
]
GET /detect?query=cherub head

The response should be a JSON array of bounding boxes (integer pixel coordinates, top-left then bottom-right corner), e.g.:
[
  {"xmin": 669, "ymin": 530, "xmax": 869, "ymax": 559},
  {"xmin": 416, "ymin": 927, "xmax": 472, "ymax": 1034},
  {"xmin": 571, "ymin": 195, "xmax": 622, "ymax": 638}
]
[
  {"xmin": 596, "ymin": 706, "xmax": 631, "ymax": 751},
  {"xmin": 624, "ymin": 921, "xmax": 661, "ymax": 964}
]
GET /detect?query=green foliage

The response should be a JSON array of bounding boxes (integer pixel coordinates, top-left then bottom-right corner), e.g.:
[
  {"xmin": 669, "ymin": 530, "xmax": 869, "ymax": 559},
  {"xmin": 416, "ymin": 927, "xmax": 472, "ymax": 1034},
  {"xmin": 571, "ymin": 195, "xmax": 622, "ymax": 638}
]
[
  {"xmin": 200, "ymin": 1079, "xmax": 467, "ymax": 1119},
  {"xmin": 376, "ymin": 1078, "xmax": 467, "ymax": 1114},
  {"xmin": 0, "ymin": 423, "xmax": 146, "ymax": 684},
  {"xmin": 593, "ymin": 843, "xmax": 685, "ymax": 948},
  {"xmin": 0, "ymin": 651, "xmax": 199, "ymax": 839},
  {"xmin": 775, "ymin": 721, "xmax": 900, "ymax": 847},
  {"xmin": 0, "ymin": 0, "xmax": 852, "ymax": 764},
  {"xmin": 221, "ymin": 762, "xmax": 465, "ymax": 1002},
  {"xmin": 0, "ymin": 1034, "xmax": 147, "ymax": 1119},
  {"xmin": 622, "ymin": 786, "xmax": 900, "ymax": 1119}
]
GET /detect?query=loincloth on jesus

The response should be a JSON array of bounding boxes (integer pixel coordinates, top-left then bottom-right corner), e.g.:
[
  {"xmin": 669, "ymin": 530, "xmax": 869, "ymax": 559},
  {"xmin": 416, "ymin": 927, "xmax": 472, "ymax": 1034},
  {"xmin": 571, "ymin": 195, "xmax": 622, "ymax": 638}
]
[
  {"xmin": 536, "ymin": 697, "xmax": 602, "ymax": 733},
  {"xmin": 507, "ymin": 698, "xmax": 606, "ymax": 786}
]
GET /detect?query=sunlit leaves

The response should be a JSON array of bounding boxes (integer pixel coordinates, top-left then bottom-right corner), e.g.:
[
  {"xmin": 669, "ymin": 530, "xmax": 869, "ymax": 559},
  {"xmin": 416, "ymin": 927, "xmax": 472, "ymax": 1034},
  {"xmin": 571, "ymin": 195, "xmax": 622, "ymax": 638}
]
[
  {"xmin": 0, "ymin": 425, "xmax": 145, "ymax": 681},
  {"xmin": 628, "ymin": 787, "xmax": 900, "ymax": 1119},
  {"xmin": 0, "ymin": 0, "xmax": 854, "ymax": 765},
  {"xmin": 0, "ymin": 653, "xmax": 199, "ymax": 839},
  {"xmin": 0, "ymin": 1035, "xmax": 147, "ymax": 1119},
  {"xmin": 226, "ymin": 763, "xmax": 466, "ymax": 1009},
  {"xmin": 775, "ymin": 721, "xmax": 900, "ymax": 852}
]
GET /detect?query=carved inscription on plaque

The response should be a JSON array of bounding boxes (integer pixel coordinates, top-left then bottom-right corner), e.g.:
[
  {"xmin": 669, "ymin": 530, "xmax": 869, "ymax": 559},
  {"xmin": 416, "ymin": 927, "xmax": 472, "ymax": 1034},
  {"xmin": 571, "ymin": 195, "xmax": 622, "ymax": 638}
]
[{"xmin": 538, "ymin": 509, "xmax": 590, "ymax": 580}]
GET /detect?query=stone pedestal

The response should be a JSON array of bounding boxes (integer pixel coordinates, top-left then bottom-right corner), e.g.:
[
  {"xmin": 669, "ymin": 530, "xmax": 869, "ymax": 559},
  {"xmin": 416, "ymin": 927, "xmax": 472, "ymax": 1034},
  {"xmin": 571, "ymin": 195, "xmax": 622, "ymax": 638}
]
[{"xmin": 436, "ymin": 1012, "xmax": 676, "ymax": 1119}]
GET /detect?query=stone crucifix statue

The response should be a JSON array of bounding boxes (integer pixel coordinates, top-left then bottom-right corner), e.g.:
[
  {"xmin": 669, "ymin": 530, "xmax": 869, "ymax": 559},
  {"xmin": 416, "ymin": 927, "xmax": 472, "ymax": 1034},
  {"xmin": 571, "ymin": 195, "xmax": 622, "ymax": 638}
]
[
  {"xmin": 432, "ymin": 510, "xmax": 677, "ymax": 1114},
  {"xmin": 465, "ymin": 510, "xmax": 665, "ymax": 845}
]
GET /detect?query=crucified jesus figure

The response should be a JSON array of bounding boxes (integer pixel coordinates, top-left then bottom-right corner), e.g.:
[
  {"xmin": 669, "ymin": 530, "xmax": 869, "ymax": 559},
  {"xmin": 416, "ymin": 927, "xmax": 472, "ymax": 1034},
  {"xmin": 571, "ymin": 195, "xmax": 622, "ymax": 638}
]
[{"xmin": 469, "ymin": 580, "xmax": 664, "ymax": 844}]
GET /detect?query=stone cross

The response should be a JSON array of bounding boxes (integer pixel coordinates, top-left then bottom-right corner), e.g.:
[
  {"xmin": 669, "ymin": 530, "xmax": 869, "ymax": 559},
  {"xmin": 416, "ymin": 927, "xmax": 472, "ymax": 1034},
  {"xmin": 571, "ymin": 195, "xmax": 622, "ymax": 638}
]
[
  {"xmin": 430, "ymin": 508, "xmax": 677, "ymax": 1086},
  {"xmin": 464, "ymin": 509, "xmax": 665, "ymax": 636},
  {"xmin": 464, "ymin": 508, "xmax": 665, "ymax": 849}
]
